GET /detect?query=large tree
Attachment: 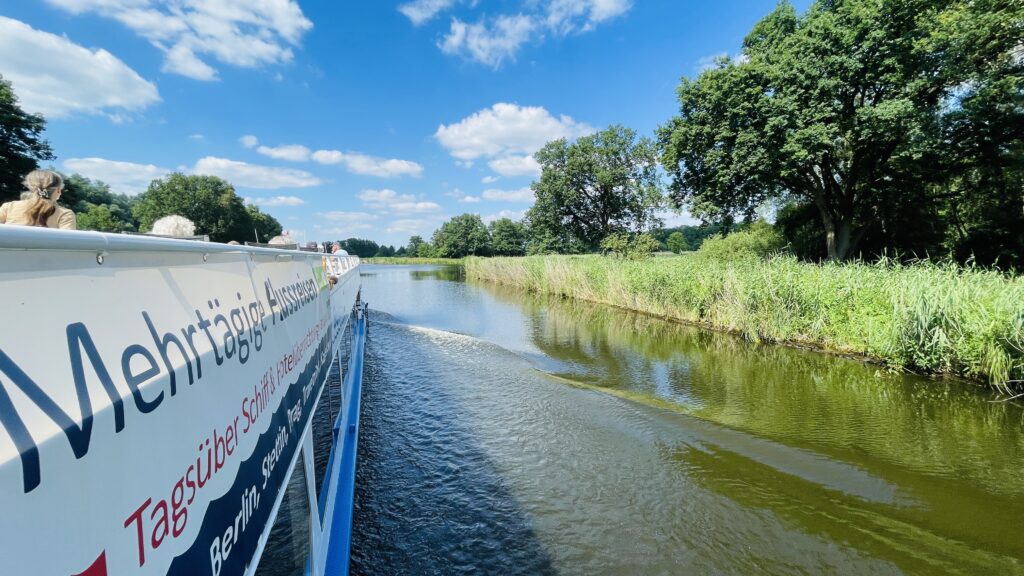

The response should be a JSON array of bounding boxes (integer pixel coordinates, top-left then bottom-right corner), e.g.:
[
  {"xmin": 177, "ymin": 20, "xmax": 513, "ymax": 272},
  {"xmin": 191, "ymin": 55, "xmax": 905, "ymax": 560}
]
[
  {"xmin": 406, "ymin": 235, "xmax": 427, "ymax": 257},
  {"xmin": 245, "ymin": 204, "xmax": 283, "ymax": 244},
  {"xmin": 488, "ymin": 218, "xmax": 528, "ymax": 256},
  {"xmin": 0, "ymin": 75, "xmax": 54, "ymax": 203},
  {"xmin": 528, "ymin": 125, "xmax": 663, "ymax": 250},
  {"xmin": 431, "ymin": 213, "xmax": 491, "ymax": 258},
  {"xmin": 133, "ymin": 174, "xmax": 254, "ymax": 242},
  {"xmin": 658, "ymin": 0, "xmax": 1018, "ymax": 261}
]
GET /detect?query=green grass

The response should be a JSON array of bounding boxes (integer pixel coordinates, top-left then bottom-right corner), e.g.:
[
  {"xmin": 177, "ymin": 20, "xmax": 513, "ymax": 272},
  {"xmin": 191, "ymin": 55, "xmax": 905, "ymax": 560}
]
[
  {"xmin": 465, "ymin": 254, "xmax": 1024, "ymax": 390},
  {"xmin": 363, "ymin": 257, "xmax": 465, "ymax": 265}
]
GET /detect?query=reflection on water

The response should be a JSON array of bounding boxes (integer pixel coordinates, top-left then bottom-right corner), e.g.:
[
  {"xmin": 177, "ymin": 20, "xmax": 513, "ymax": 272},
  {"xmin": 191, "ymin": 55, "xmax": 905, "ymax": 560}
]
[{"xmin": 352, "ymin": 265, "xmax": 1024, "ymax": 575}]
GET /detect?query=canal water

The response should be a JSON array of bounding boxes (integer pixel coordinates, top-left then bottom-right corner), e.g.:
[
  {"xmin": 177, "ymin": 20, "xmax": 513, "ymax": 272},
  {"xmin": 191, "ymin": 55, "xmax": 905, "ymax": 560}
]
[{"xmin": 350, "ymin": 264, "xmax": 1024, "ymax": 575}]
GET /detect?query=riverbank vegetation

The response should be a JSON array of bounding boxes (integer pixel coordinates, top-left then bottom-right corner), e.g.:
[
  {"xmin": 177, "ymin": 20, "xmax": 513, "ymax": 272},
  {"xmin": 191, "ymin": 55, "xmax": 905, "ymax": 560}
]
[
  {"xmin": 466, "ymin": 249, "xmax": 1024, "ymax": 389},
  {"xmin": 364, "ymin": 257, "xmax": 464, "ymax": 265}
]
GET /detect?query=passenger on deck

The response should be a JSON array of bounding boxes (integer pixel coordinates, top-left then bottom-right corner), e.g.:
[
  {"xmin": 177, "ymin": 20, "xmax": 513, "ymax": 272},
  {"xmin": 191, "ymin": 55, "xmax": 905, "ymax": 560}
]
[
  {"xmin": 331, "ymin": 242, "xmax": 349, "ymax": 256},
  {"xmin": 150, "ymin": 215, "xmax": 196, "ymax": 236},
  {"xmin": 0, "ymin": 170, "xmax": 77, "ymax": 230}
]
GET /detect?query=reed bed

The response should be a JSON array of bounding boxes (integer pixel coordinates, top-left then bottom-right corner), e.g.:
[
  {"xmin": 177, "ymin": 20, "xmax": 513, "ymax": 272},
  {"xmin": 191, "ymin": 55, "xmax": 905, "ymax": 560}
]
[{"xmin": 465, "ymin": 254, "xmax": 1024, "ymax": 390}]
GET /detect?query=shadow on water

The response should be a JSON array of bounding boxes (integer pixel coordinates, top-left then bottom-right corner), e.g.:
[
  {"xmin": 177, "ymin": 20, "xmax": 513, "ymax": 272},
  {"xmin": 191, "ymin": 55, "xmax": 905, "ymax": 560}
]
[{"xmin": 350, "ymin": 314, "xmax": 556, "ymax": 576}]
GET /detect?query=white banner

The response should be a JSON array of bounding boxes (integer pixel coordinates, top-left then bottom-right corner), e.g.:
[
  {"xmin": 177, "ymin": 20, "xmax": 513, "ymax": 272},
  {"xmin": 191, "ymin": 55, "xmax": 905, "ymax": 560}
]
[{"xmin": 0, "ymin": 232, "xmax": 359, "ymax": 576}]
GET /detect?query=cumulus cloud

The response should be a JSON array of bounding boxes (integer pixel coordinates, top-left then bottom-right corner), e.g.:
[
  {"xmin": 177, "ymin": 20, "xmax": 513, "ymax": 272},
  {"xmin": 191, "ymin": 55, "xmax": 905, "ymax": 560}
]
[
  {"xmin": 256, "ymin": 144, "xmax": 311, "ymax": 162},
  {"xmin": 440, "ymin": 15, "xmax": 535, "ymax": 68},
  {"xmin": 545, "ymin": 0, "xmax": 632, "ymax": 34},
  {"xmin": 192, "ymin": 157, "xmax": 321, "ymax": 189},
  {"xmin": 358, "ymin": 189, "xmax": 441, "ymax": 214},
  {"xmin": 44, "ymin": 0, "xmax": 312, "ymax": 80},
  {"xmin": 239, "ymin": 134, "xmax": 259, "ymax": 148},
  {"xmin": 316, "ymin": 211, "xmax": 378, "ymax": 233},
  {"xmin": 189, "ymin": 133, "xmax": 205, "ymax": 140},
  {"xmin": 481, "ymin": 175, "xmax": 499, "ymax": 184},
  {"xmin": 436, "ymin": 103, "xmax": 592, "ymax": 160},
  {"xmin": 0, "ymin": 17, "xmax": 159, "ymax": 119},
  {"xmin": 63, "ymin": 157, "xmax": 170, "ymax": 195},
  {"xmin": 428, "ymin": 1, "xmax": 632, "ymax": 66},
  {"xmin": 386, "ymin": 218, "xmax": 444, "ymax": 235},
  {"xmin": 481, "ymin": 187, "xmax": 534, "ymax": 202},
  {"xmin": 399, "ymin": 0, "xmax": 457, "ymax": 25},
  {"xmin": 312, "ymin": 150, "xmax": 423, "ymax": 178},
  {"xmin": 487, "ymin": 155, "xmax": 541, "ymax": 177},
  {"xmin": 436, "ymin": 103, "xmax": 592, "ymax": 178},
  {"xmin": 245, "ymin": 195, "xmax": 306, "ymax": 207}
]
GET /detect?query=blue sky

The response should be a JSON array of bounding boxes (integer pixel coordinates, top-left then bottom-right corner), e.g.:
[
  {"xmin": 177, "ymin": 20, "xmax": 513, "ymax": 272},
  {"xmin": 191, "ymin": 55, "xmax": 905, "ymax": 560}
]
[{"xmin": 0, "ymin": 0, "xmax": 807, "ymax": 247}]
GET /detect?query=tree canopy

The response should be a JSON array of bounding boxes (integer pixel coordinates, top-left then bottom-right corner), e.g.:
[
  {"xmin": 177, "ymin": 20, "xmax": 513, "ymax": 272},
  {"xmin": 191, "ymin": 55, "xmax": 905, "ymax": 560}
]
[
  {"xmin": 133, "ymin": 173, "xmax": 278, "ymax": 242},
  {"xmin": 489, "ymin": 218, "xmax": 528, "ymax": 256},
  {"xmin": 431, "ymin": 213, "xmax": 491, "ymax": 258},
  {"xmin": 658, "ymin": 0, "xmax": 1023, "ymax": 262},
  {"xmin": 0, "ymin": 75, "xmax": 54, "ymax": 203},
  {"xmin": 528, "ymin": 125, "xmax": 663, "ymax": 251}
]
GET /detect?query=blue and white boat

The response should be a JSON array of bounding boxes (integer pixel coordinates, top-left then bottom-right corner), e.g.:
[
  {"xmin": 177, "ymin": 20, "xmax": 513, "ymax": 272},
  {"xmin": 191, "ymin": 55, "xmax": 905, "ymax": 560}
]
[{"xmin": 0, "ymin": 226, "xmax": 365, "ymax": 576}]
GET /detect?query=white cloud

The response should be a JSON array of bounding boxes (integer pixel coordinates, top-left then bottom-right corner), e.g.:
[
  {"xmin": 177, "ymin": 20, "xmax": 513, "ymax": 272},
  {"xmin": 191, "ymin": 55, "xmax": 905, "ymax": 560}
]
[
  {"xmin": 387, "ymin": 218, "xmax": 443, "ymax": 235},
  {"xmin": 359, "ymin": 189, "xmax": 441, "ymax": 214},
  {"xmin": 440, "ymin": 15, "xmax": 535, "ymax": 68},
  {"xmin": 257, "ymin": 144, "xmax": 311, "ymax": 162},
  {"xmin": 316, "ymin": 211, "xmax": 378, "ymax": 233},
  {"xmin": 444, "ymin": 188, "xmax": 480, "ymax": 203},
  {"xmin": 482, "ymin": 187, "xmax": 534, "ymax": 203},
  {"xmin": 459, "ymin": 195, "xmax": 481, "ymax": 203},
  {"xmin": 545, "ymin": 0, "xmax": 632, "ymax": 34},
  {"xmin": 481, "ymin": 175, "xmax": 499, "ymax": 184},
  {"xmin": 0, "ymin": 17, "xmax": 159, "ymax": 119},
  {"xmin": 44, "ymin": 0, "xmax": 313, "ymax": 81},
  {"xmin": 188, "ymin": 133, "xmax": 205, "ymax": 140},
  {"xmin": 429, "ymin": 1, "xmax": 631, "ymax": 66},
  {"xmin": 436, "ymin": 103, "xmax": 593, "ymax": 162},
  {"xmin": 246, "ymin": 195, "xmax": 306, "ymax": 207},
  {"xmin": 192, "ymin": 157, "xmax": 322, "ymax": 189},
  {"xmin": 481, "ymin": 209, "xmax": 527, "ymax": 224},
  {"xmin": 239, "ymin": 134, "xmax": 259, "ymax": 148},
  {"xmin": 399, "ymin": 0, "xmax": 456, "ymax": 25},
  {"xmin": 63, "ymin": 157, "xmax": 170, "ymax": 195},
  {"xmin": 656, "ymin": 209, "xmax": 698, "ymax": 228},
  {"xmin": 312, "ymin": 150, "xmax": 423, "ymax": 178},
  {"xmin": 487, "ymin": 154, "xmax": 541, "ymax": 177}
]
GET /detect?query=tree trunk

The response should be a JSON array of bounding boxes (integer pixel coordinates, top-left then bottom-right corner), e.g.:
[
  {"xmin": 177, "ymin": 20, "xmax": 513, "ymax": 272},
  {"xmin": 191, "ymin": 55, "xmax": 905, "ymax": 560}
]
[{"xmin": 818, "ymin": 205, "xmax": 853, "ymax": 261}]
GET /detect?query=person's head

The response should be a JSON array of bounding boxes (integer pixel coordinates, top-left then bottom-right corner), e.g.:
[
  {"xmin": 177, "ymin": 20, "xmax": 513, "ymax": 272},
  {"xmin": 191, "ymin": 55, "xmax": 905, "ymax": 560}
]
[
  {"xmin": 227, "ymin": 240, "xmax": 240, "ymax": 245},
  {"xmin": 150, "ymin": 215, "xmax": 196, "ymax": 236},
  {"xmin": 22, "ymin": 170, "xmax": 64, "ymax": 226},
  {"xmin": 268, "ymin": 234, "xmax": 294, "ymax": 246},
  {"xmin": 331, "ymin": 242, "xmax": 341, "ymax": 254}
]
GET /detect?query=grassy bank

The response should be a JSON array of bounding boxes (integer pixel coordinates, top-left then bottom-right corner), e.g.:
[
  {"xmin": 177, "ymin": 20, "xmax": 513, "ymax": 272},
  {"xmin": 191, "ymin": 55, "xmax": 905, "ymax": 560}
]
[
  {"xmin": 465, "ymin": 254, "xmax": 1024, "ymax": 390},
  {"xmin": 363, "ymin": 257, "xmax": 464, "ymax": 265}
]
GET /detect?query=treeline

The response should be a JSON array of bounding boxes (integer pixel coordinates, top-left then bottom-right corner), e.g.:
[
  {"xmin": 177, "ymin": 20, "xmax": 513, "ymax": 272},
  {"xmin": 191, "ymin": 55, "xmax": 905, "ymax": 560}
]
[{"xmin": 395, "ymin": 216, "xmax": 729, "ymax": 259}]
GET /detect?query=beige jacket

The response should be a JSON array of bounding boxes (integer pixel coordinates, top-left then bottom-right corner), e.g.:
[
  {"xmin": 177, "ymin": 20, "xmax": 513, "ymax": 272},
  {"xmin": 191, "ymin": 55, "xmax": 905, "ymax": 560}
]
[{"xmin": 0, "ymin": 199, "xmax": 77, "ymax": 230}]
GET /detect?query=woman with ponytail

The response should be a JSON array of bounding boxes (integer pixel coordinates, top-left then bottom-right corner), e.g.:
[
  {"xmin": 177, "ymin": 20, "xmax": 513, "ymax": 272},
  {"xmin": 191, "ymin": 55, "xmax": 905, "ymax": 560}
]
[{"xmin": 0, "ymin": 170, "xmax": 77, "ymax": 230}]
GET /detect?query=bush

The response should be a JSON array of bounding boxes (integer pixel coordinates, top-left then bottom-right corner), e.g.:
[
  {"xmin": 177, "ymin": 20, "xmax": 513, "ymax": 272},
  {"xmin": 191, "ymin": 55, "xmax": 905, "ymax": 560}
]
[{"xmin": 696, "ymin": 222, "xmax": 787, "ymax": 260}]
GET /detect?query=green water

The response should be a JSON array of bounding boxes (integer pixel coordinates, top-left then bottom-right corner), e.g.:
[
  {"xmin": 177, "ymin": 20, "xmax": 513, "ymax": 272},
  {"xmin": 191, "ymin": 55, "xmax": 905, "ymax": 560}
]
[{"xmin": 355, "ymin": 265, "xmax": 1024, "ymax": 575}]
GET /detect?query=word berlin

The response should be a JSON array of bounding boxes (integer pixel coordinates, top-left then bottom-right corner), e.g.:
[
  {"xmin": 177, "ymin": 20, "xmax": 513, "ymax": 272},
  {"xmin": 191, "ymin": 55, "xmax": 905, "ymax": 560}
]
[{"xmin": 0, "ymin": 275, "xmax": 321, "ymax": 493}]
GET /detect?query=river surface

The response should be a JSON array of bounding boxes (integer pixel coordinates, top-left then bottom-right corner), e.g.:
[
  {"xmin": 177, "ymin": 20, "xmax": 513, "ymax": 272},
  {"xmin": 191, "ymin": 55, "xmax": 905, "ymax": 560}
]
[{"xmin": 349, "ymin": 264, "xmax": 1024, "ymax": 575}]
